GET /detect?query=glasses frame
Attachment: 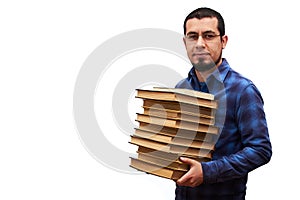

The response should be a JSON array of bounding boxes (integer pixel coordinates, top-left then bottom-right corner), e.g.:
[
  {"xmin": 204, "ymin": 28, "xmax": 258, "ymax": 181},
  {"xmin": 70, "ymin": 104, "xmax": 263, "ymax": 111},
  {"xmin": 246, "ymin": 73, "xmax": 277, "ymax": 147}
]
[{"xmin": 185, "ymin": 32, "xmax": 221, "ymax": 44}]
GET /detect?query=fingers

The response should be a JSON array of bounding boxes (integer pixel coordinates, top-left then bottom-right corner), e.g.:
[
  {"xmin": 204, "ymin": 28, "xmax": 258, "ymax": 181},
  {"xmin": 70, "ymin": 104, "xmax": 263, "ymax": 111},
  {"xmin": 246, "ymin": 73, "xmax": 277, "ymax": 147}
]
[
  {"xmin": 177, "ymin": 157, "xmax": 195, "ymax": 184},
  {"xmin": 176, "ymin": 168, "xmax": 194, "ymax": 186},
  {"xmin": 176, "ymin": 157, "xmax": 203, "ymax": 187},
  {"xmin": 180, "ymin": 157, "xmax": 197, "ymax": 165}
]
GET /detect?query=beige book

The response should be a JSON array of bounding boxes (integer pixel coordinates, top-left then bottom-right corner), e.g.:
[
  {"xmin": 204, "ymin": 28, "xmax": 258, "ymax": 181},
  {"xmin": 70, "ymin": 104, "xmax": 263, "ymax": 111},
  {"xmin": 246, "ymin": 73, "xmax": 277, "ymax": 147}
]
[
  {"xmin": 130, "ymin": 157, "xmax": 186, "ymax": 181},
  {"xmin": 137, "ymin": 152, "xmax": 189, "ymax": 171},
  {"xmin": 136, "ymin": 87, "xmax": 217, "ymax": 109},
  {"xmin": 129, "ymin": 136, "xmax": 213, "ymax": 159},
  {"xmin": 137, "ymin": 146, "xmax": 211, "ymax": 162},
  {"xmin": 138, "ymin": 122, "xmax": 215, "ymax": 142},
  {"xmin": 134, "ymin": 128, "xmax": 215, "ymax": 150},
  {"xmin": 142, "ymin": 99, "xmax": 215, "ymax": 117},
  {"xmin": 153, "ymin": 87, "xmax": 214, "ymax": 100},
  {"xmin": 136, "ymin": 113, "xmax": 219, "ymax": 134},
  {"xmin": 143, "ymin": 106, "xmax": 215, "ymax": 125}
]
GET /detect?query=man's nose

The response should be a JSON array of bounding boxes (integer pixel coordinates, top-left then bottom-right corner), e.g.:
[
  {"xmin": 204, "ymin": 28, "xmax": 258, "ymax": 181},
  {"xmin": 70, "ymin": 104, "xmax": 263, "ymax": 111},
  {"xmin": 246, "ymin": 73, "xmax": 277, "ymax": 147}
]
[{"xmin": 195, "ymin": 35, "xmax": 206, "ymax": 47}]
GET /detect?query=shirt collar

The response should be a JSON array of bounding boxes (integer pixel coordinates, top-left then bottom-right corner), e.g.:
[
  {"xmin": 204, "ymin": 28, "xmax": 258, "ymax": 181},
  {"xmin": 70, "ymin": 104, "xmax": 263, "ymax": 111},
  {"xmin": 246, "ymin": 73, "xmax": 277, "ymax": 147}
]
[{"xmin": 208, "ymin": 58, "xmax": 230, "ymax": 83}]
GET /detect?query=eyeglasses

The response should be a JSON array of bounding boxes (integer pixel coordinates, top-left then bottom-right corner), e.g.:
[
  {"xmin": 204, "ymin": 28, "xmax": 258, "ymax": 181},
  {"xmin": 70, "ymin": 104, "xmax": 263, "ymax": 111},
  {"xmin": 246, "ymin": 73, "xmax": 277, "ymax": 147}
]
[{"xmin": 185, "ymin": 33, "xmax": 221, "ymax": 43}]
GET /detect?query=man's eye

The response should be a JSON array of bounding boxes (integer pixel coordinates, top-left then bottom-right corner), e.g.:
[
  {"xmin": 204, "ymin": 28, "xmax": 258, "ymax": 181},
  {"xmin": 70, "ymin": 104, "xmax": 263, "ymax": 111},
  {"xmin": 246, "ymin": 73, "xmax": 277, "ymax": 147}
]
[
  {"xmin": 204, "ymin": 34, "xmax": 215, "ymax": 39},
  {"xmin": 188, "ymin": 35, "xmax": 198, "ymax": 40}
]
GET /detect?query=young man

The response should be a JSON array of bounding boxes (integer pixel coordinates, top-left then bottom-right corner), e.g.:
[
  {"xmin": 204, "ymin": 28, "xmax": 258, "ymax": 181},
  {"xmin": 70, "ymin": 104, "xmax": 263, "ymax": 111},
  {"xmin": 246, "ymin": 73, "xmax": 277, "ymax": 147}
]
[{"xmin": 175, "ymin": 7, "xmax": 272, "ymax": 199}]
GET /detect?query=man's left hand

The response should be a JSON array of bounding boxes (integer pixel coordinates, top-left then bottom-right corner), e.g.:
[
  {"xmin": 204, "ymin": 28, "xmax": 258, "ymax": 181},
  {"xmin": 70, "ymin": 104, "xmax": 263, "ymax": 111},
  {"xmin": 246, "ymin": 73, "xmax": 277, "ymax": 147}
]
[{"xmin": 176, "ymin": 157, "xmax": 204, "ymax": 187}]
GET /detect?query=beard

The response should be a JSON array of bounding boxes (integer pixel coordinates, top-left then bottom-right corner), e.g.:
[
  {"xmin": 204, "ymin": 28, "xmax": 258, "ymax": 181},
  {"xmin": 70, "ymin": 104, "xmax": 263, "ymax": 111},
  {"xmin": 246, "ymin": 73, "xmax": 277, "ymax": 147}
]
[{"xmin": 192, "ymin": 53, "xmax": 222, "ymax": 72}]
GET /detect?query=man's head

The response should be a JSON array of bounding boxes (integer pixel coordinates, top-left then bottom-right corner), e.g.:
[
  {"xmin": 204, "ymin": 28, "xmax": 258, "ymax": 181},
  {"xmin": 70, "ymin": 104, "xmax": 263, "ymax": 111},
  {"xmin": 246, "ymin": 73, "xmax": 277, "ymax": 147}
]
[
  {"xmin": 183, "ymin": 7, "xmax": 225, "ymax": 36},
  {"xmin": 183, "ymin": 8, "xmax": 228, "ymax": 73}
]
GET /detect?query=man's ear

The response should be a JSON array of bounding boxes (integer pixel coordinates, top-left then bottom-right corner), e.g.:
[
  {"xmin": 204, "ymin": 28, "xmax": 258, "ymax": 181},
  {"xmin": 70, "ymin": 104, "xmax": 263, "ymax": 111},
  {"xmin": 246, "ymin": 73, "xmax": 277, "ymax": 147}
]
[{"xmin": 222, "ymin": 35, "xmax": 228, "ymax": 49}]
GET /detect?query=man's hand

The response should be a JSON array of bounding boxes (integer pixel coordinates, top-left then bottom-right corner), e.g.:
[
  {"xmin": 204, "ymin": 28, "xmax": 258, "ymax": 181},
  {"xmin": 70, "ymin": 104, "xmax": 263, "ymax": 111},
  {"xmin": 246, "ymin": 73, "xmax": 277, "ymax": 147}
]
[{"xmin": 176, "ymin": 157, "xmax": 204, "ymax": 187}]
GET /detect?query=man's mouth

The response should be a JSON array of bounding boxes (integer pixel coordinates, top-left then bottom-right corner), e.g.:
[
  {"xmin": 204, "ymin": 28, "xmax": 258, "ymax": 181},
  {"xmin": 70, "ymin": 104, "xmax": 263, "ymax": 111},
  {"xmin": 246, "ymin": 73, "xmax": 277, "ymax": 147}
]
[{"xmin": 192, "ymin": 52, "xmax": 210, "ymax": 57}]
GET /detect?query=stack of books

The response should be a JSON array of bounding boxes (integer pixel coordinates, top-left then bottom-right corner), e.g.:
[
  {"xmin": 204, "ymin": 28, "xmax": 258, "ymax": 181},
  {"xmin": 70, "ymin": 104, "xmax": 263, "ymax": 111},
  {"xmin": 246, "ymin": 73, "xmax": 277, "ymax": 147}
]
[{"xmin": 129, "ymin": 87, "xmax": 218, "ymax": 181}]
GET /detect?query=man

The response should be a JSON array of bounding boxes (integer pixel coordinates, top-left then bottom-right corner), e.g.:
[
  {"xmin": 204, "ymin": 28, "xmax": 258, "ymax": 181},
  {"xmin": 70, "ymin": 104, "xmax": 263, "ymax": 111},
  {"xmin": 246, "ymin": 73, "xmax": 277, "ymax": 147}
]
[{"xmin": 175, "ymin": 7, "xmax": 272, "ymax": 199}]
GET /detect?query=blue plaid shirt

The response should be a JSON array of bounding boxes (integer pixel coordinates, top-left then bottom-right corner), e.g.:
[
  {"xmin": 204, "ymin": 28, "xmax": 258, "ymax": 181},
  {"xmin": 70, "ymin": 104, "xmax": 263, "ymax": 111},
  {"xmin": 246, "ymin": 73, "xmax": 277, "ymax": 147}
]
[{"xmin": 175, "ymin": 59, "xmax": 272, "ymax": 200}]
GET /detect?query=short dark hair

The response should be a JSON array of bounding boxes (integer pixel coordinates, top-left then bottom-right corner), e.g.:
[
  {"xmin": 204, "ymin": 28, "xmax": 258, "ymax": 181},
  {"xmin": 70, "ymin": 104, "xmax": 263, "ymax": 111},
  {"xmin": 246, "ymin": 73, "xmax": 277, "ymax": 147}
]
[{"xmin": 183, "ymin": 7, "xmax": 225, "ymax": 36}]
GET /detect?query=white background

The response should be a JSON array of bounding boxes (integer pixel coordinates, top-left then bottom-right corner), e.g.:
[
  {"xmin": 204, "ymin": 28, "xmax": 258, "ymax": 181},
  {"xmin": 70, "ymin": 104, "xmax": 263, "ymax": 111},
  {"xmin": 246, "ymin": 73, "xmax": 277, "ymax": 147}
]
[{"xmin": 1, "ymin": 0, "xmax": 299, "ymax": 199}]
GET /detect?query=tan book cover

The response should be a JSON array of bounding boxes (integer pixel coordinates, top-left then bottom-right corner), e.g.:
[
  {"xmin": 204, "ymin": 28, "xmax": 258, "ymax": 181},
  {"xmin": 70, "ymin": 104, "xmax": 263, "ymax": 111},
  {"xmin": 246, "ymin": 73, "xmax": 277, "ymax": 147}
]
[
  {"xmin": 143, "ymin": 99, "xmax": 215, "ymax": 118},
  {"xmin": 130, "ymin": 136, "xmax": 213, "ymax": 158},
  {"xmin": 130, "ymin": 157, "xmax": 186, "ymax": 181},
  {"xmin": 134, "ymin": 128, "xmax": 215, "ymax": 150},
  {"xmin": 143, "ymin": 106, "xmax": 215, "ymax": 125},
  {"xmin": 137, "ymin": 146, "xmax": 211, "ymax": 162},
  {"xmin": 137, "ymin": 152, "xmax": 189, "ymax": 171},
  {"xmin": 152, "ymin": 87, "xmax": 214, "ymax": 100},
  {"xmin": 136, "ymin": 88, "xmax": 217, "ymax": 109},
  {"xmin": 138, "ymin": 122, "xmax": 215, "ymax": 142},
  {"xmin": 136, "ymin": 113, "xmax": 219, "ymax": 134}
]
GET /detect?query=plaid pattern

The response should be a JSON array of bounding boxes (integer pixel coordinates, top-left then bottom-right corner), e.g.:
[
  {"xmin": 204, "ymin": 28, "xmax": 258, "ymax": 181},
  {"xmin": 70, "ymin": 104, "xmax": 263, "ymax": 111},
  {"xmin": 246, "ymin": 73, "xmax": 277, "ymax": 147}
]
[{"xmin": 175, "ymin": 59, "xmax": 272, "ymax": 199}]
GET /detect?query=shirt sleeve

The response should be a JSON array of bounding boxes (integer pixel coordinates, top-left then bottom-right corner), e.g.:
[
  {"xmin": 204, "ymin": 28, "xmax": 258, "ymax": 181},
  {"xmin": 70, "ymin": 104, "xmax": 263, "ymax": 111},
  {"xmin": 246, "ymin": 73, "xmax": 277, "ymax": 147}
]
[{"xmin": 201, "ymin": 84, "xmax": 272, "ymax": 184}]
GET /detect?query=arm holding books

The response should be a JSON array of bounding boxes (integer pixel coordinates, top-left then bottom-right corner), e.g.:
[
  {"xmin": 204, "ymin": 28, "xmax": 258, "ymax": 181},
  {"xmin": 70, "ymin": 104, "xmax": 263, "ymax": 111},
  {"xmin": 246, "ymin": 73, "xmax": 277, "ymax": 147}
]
[
  {"xmin": 201, "ymin": 85, "xmax": 272, "ymax": 184},
  {"xmin": 177, "ymin": 84, "xmax": 272, "ymax": 186}
]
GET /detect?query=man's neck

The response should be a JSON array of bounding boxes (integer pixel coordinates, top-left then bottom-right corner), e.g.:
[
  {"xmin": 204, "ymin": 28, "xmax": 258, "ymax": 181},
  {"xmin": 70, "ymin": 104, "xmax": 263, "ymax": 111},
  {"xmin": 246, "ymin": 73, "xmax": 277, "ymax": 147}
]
[
  {"xmin": 195, "ymin": 59, "xmax": 223, "ymax": 82},
  {"xmin": 195, "ymin": 65, "xmax": 217, "ymax": 82}
]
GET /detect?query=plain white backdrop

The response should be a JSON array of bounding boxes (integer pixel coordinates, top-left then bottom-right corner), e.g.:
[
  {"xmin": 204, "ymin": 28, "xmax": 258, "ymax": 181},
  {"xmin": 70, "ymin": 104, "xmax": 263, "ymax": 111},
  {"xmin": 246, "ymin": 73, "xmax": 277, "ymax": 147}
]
[{"xmin": 1, "ymin": 0, "xmax": 299, "ymax": 199}]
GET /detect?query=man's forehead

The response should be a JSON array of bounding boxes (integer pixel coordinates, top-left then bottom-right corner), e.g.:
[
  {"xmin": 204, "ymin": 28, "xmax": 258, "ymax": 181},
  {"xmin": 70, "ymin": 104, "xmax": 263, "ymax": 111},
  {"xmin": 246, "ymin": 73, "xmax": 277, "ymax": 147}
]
[{"xmin": 186, "ymin": 17, "xmax": 218, "ymax": 33}]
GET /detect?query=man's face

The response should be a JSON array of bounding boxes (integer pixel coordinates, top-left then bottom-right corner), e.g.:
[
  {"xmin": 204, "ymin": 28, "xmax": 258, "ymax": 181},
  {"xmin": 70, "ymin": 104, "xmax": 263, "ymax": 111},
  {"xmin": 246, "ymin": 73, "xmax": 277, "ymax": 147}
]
[{"xmin": 183, "ymin": 17, "xmax": 228, "ymax": 72}]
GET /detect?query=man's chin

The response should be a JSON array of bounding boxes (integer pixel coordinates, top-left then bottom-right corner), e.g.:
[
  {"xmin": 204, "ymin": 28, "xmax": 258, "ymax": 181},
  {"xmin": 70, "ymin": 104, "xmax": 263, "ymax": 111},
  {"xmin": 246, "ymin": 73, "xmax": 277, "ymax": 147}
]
[{"xmin": 193, "ymin": 62, "xmax": 216, "ymax": 72}]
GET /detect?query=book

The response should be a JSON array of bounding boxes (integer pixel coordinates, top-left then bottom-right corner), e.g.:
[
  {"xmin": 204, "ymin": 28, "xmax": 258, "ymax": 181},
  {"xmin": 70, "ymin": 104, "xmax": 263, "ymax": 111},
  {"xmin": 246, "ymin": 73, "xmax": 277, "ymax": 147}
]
[
  {"xmin": 130, "ymin": 135, "xmax": 213, "ymax": 158},
  {"xmin": 142, "ymin": 99, "xmax": 215, "ymax": 118},
  {"xmin": 152, "ymin": 87, "xmax": 215, "ymax": 100},
  {"xmin": 143, "ymin": 106, "xmax": 215, "ymax": 125},
  {"xmin": 137, "ymin": 152, "xmax": 189, "ymax": 171},
  {"xmin": 130, "ymin": 157, "xmax": 186, "ymax": 181},
  {"xmin": 136, "ymin": 88, "xmax": 217, "ymax": 109},
  {"xmin": 137, "ymin": 146, "xmax": 211, "ymax": 162},
  {"xmin": 138, "ymin": 122, "xmax": 215, "ymax": 142},
  {"xmin": 134, "ymin": 128, "xmax": 215, "ymax": 150},
  {"xmin": 136, "ymin": 113, "xmax": 219, "ymax": 134}
]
